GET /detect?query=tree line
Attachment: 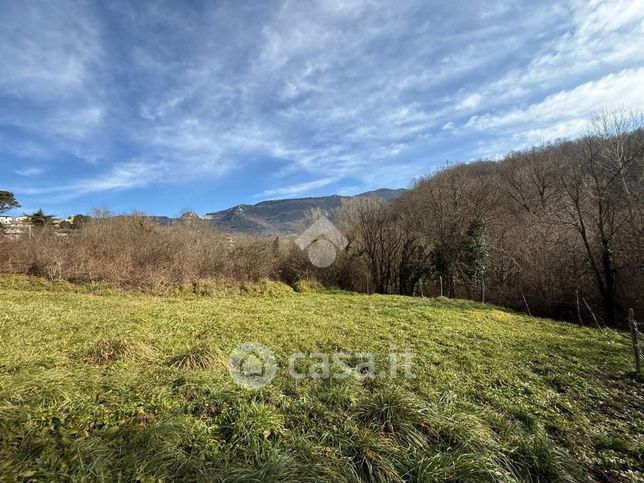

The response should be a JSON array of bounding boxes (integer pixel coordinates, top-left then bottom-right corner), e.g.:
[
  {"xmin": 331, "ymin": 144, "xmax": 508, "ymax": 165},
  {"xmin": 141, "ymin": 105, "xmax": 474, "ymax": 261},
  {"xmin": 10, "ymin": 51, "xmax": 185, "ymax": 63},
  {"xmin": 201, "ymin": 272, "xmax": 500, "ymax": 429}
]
[{"xmin": 316, "ymin": 111, "xmax": 642, "ymax": 327}]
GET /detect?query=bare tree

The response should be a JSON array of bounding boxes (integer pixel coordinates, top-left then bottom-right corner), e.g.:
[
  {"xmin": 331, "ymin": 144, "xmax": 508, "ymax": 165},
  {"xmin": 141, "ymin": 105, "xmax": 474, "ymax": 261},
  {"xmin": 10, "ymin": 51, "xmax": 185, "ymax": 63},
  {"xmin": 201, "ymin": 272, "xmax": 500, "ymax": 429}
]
[
  {"xmin": 338, "ymin": 197, "xmax": 405, "ymax": 294},
  {"xmin": 555, "ymin": 110, "xmax": 643, "ymax": 325},
  {"xmin": 401, "ymin": 163, "xmax": 499, "ymax": 297}
]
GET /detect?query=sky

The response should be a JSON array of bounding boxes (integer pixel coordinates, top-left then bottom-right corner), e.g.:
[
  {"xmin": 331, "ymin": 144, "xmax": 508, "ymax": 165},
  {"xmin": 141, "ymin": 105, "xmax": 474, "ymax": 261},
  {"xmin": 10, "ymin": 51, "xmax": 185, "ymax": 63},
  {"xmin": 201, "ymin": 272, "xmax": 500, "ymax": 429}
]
[{"xmin": 1, "ymin": 0, "xmax": 643, "ymax": 217}]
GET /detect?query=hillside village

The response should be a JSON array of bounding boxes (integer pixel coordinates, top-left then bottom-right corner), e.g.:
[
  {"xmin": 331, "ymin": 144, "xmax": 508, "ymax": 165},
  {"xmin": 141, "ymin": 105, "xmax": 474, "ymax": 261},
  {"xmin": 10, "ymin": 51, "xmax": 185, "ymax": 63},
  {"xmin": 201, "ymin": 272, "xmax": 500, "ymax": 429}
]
[
  {"xmin": 0, "ymin": 215, "xmax": 76, "ymax": 236},
  {"xmin": 0, "ymin": 215, "xmax": 34, "ymax": 237}
]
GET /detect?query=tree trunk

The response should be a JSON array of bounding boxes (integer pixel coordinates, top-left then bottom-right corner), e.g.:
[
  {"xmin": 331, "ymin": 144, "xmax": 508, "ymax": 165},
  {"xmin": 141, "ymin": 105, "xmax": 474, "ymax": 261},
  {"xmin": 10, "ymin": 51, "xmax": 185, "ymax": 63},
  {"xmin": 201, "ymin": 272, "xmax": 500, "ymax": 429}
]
[{"xmin": 601, "ymin": 242, "xmax": 618, "ymax": 326}]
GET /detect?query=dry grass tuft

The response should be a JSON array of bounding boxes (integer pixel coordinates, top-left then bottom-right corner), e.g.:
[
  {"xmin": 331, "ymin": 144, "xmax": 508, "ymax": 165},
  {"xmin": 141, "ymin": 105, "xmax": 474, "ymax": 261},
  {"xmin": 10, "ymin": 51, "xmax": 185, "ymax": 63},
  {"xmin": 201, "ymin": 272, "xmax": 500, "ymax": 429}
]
[
  {"xmin": 85, "ymin": 337, "xmax": 154, "ymax": 364},
  {"xmin": 167, "ymin": 342, "xmax": 224, "ymax": 370}
]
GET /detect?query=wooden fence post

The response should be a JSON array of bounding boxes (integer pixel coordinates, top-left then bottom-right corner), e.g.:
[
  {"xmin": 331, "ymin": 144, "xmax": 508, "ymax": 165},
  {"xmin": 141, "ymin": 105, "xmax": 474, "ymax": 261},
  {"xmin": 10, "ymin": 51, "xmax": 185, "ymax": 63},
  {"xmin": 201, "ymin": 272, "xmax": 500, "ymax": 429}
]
[
  {"xmin": 439, "ymin": 276, "xmax": 443, "ymax": 298},
  {"xmin": 582, "ymin": 296, "xmax": 601, "ymax": 329},
  {"xmin": 628, "ymin": 309, "xmax": 641, "ymax": 378},
  {"xmin": 575, "ymin": 289, "xmax": 583, "ymax": 326},
  {"xmin": 522, "ymin": 292, "xmax": 532, "ymax": 316}
]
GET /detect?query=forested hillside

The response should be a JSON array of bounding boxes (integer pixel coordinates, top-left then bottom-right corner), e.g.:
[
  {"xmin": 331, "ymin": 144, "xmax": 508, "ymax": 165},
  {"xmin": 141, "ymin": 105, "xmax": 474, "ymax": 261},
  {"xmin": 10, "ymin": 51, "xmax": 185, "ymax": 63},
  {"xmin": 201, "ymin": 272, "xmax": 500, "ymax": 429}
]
[{"xmin": 303, "ymin": 112, "xmax": 644, "ymax": 326}]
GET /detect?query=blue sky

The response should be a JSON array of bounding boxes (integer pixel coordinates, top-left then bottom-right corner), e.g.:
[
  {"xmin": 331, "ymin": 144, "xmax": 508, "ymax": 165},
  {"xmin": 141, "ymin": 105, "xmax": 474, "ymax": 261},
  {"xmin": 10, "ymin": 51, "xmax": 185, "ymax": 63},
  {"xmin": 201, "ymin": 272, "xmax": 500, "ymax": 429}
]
[{"xmin": 1, "ymin": 0, "xmax": 643, "ymax": 217}]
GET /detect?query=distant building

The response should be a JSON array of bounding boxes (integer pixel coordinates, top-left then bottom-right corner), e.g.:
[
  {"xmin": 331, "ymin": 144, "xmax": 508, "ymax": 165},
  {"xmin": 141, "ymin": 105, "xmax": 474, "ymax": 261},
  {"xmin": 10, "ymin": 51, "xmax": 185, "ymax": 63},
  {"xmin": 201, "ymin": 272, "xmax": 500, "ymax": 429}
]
[{"xmin": 0, "ymin": 216, "xmax": 13, "ymax": 225}]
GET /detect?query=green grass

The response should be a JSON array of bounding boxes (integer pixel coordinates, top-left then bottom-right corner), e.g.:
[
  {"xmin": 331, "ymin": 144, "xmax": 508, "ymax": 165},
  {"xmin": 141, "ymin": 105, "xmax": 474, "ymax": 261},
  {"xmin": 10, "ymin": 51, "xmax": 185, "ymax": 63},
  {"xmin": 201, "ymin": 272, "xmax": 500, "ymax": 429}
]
[{"xmin": 0, "ymin": 275, "xmax": 642, "ymax": 481}]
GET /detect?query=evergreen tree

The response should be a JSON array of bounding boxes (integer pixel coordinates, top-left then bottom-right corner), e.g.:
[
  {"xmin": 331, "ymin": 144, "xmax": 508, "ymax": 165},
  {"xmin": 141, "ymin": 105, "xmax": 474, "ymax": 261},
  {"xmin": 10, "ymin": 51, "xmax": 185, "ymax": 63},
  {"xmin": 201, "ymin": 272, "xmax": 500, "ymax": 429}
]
[
  {"xmin": 461, "ymin": 218, "xmax": 487, "ymax": 293},
  {"xmin": 26, "ymin": 209, "xmax": 56, "ymax": 227},
  {"xmin": 0, "ymin": 191, "xmax": 20, "ymax": 213}
]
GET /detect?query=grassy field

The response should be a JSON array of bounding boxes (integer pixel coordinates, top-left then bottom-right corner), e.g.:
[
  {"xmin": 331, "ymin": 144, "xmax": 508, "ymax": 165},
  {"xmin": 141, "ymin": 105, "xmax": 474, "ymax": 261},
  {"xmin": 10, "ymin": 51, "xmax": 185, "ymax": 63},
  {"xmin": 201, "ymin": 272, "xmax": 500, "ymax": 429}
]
[{"xmin": 0, "ymin": 275, "xmax": 642, "ymax": 482}]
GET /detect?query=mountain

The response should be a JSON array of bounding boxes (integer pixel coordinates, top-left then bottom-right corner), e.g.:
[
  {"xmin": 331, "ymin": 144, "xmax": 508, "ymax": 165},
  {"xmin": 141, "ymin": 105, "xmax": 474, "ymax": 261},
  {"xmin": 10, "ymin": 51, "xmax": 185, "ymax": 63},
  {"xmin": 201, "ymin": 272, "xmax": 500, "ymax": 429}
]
[{"xmin": 203, "ymin": 188, "xmax": 407, "ymax": 235}]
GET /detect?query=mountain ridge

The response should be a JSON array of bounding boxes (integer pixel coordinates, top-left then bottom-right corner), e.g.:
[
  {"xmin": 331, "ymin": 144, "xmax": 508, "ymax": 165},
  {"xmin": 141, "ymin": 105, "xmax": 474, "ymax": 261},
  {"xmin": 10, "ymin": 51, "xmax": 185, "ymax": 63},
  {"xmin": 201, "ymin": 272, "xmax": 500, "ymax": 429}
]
[{"xmin": 203, "ymin": 188, "xmax": 406, "ymax": 235}]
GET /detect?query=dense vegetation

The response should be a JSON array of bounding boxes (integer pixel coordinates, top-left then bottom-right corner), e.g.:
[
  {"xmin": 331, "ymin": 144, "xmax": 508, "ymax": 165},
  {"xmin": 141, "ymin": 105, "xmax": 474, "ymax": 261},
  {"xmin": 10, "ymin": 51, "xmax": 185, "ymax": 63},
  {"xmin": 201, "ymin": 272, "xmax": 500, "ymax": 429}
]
[
  {"xmin": 330, "ymin": 111, "xmax": 644, "ymax": 327},
  {"xmin": 0, "ymin": 275, "xmax": 642, "ymax": 481}
]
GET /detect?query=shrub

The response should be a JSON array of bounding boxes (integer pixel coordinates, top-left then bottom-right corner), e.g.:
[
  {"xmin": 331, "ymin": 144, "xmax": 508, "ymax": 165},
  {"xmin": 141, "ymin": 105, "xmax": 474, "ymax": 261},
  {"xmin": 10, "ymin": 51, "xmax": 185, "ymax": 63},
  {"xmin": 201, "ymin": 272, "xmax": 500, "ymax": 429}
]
[
  {"xmin": 0, "ymin": 215, "xmax": 281, "ymax": 292},
  {"xmin": 293, "ymin": 279, "xmax": 326, "ymax": 293}
]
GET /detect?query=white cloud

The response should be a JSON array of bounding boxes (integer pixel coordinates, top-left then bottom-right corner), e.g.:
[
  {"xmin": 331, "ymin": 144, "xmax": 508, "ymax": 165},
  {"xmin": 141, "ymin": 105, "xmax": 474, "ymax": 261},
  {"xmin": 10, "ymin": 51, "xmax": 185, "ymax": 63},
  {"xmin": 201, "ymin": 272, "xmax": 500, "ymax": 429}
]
[
  {"xmin": 15, "ymin": 167, "xmax": 45, "ymax": 177},
  {"xmin": 16, "ymin": 160, "xmax": 172, "ymax": 203},
  {"xmin": 458, "ymin": 93, "xmax": 483, "ymax": 111},
  {"xmin": 451, "ymin": 0, "xmax": 644, "ymax": 116},
  {"xmin": 442, "ymin": 121, "xmax": 455, "ymax": 131},
  {"xmin": 0, "ymin": 0, "xmax": 106, "ymax": 164},
  {"xmin": 0, "ymin": 3, "xmax": 102, "ymax": 99},
  {"xmin": 257, "ymin": 177, "xmax": 339, "ymax": 198},
  {"xmin": 467, "ymin": 67, "xmax": 644, "ymax": 149}
]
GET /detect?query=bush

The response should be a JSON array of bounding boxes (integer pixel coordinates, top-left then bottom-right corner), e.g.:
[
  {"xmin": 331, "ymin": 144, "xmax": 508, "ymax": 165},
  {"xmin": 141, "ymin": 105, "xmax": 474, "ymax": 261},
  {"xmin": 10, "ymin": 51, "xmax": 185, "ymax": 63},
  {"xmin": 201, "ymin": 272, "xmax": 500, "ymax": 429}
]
[{"xmin": 0, "ymin": 215, "xmax": 281, "ymax": 293}]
